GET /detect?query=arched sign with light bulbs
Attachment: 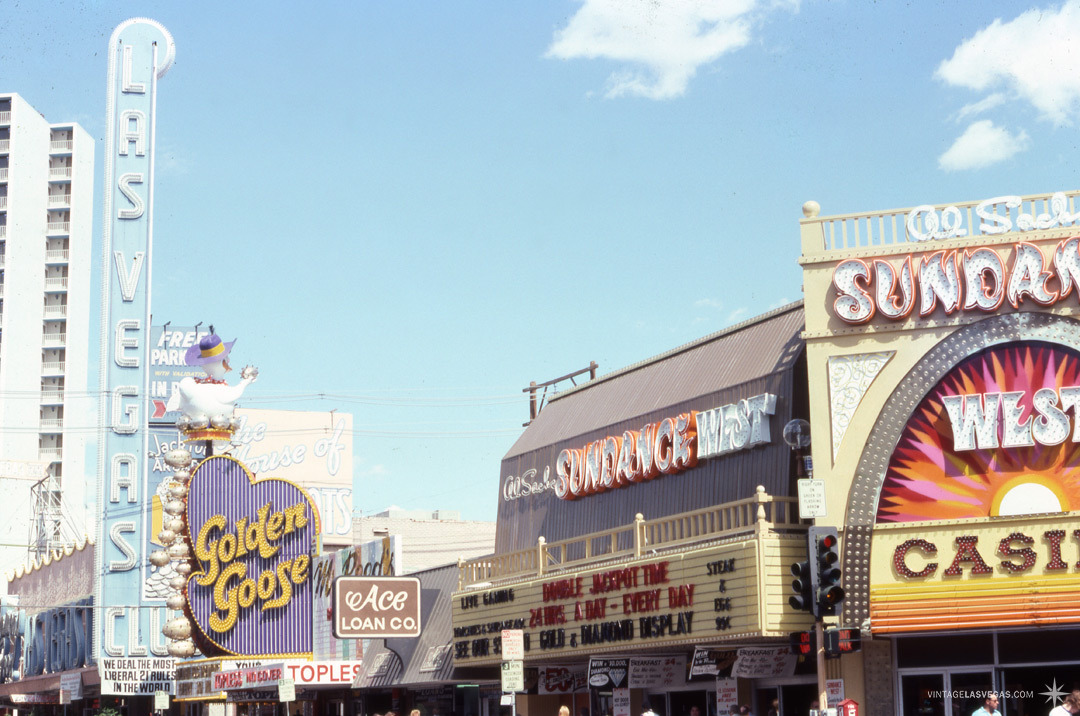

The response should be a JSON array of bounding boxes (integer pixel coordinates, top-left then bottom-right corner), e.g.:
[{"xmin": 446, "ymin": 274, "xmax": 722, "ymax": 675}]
[{"xmin": 149, "ymin": 330, "xmax": 321, "ymax": 658}]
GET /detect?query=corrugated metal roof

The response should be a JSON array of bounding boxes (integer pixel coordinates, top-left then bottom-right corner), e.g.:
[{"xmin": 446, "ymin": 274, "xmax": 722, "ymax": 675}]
[
  {"xmin": 505, "ymin": 301, "xmax": 805, "ymax": 459},
  {"xmin": 355, "ymin": 563, "xmax": 458, "ymax": 688}
]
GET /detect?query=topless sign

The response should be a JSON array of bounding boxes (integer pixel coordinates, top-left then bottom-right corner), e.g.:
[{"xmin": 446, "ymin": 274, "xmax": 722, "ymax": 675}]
[{"xmin": 333, "ymin": 577, "xmax": 421, "ymax": 639}]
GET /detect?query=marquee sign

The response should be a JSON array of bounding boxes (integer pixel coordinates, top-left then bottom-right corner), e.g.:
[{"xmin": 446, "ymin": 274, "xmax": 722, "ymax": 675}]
[
  {"xmin": 312, "ymin": 536, "xmax": 401, "ymax": 659},
  {"xmin": 333, "ymin": 576, "xmax": 421, "ymax": 638},
  {"xmin": 833, "ymin": 237, "xmax": 1080, "ymax": 325},
  {"xmin": 214, "ymin": 660, "xmax": 363, "ymax": 690},
  {"xmin": 451, "ymin": 536, "xmax": 810, "ymax": 665},
  {"xmin": 186, "ymin": 456, "xmax": 320, "ymax": 657},
  {"xmin": 869, "ymin": 339, "xmax": 1080, "ymax": 631},
  {"xmin": 871, "ymin": 514, "xmax": 1080, "ymax": 633},
  {"xmin": 149, "ymin": 326, "xmax": 209, "ymax": 424},
  {"xmin": 96, "ymin": 17, "xmax": 176, "ymax": 665},
  {"xmin": 503, "ymin": 393, "xmax": 777, "ymax": 502}
]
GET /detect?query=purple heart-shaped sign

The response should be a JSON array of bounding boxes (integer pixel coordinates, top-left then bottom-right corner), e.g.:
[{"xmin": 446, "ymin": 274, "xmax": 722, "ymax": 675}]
[{"xmin": 186, "ymin": 455, "xmax": 321, "ymax": 656}]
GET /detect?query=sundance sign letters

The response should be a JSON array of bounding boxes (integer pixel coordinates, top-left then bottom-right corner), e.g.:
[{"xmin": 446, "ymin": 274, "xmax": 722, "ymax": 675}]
[{"xmin": 333, "ymin": 577, "xmax": 421, "ymax": 638}]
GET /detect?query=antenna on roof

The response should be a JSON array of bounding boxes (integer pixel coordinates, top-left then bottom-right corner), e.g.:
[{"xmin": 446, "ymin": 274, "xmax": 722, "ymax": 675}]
[{"xmin": 522, "ymin": 361, "xmax": 598, "ymax": 426}]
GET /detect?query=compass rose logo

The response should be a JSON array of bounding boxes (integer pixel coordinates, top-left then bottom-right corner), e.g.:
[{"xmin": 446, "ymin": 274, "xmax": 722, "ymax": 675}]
[{"xmin": 1042, "ymin": 679, "xmax": 1068, "ymax": 705}]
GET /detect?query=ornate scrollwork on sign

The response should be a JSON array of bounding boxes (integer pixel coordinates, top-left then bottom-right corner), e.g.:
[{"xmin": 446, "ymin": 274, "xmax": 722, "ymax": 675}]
[{"xmin": 828, "ymin": 352, "xmax": 894, "ymax": 462}]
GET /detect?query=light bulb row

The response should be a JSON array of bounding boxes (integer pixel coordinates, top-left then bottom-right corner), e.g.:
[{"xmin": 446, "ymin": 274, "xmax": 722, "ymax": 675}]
[{"xmin": 155, "ymin": 446, "xmax": 198, "ymax": 658}]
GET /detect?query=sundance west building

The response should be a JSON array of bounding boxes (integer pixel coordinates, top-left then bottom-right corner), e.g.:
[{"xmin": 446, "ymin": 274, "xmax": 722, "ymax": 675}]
[
  {"xmin": 452, "ymin": 303, "xmax": 823, "ymax": 716},
  {"xmin": 799, "ymin": 191, "xmax": 1080, "ymax": 716}
]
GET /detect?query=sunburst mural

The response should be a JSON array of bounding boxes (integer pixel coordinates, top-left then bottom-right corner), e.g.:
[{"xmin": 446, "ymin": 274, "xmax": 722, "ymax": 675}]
[{"xmin": 877, "ymin": 341, "xmax": 1080, "ymax": 523}]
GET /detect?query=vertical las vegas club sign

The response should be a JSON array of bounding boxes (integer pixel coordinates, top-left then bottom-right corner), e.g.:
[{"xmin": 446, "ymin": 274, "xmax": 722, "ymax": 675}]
[{"xmin": 95, "ymin": 18, "xmax": 176, "ymax": 682}]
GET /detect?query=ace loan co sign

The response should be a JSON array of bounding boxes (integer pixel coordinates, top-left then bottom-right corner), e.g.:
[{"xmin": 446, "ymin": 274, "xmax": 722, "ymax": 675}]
[{"xmin": 333, "ymin": 577, "xmax": 421, "ymax": 638}]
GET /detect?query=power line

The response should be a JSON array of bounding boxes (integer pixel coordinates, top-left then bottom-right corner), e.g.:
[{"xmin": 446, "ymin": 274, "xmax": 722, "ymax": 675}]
[{"xmin": 0, "ymin": 389, "xmax": 525, "ymax": 405}]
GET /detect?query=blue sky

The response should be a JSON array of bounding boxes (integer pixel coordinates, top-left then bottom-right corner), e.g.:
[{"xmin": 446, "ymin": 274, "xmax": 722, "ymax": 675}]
[{"xmin": 4, "ymin": 1, "xmax": 1080, "ymax": 522}]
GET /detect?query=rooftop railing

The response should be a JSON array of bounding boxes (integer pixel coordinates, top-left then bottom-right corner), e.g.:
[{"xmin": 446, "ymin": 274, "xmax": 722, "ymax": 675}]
[
  {"xmin": 801, "ymin": 191, "xmax": 1080, "ymax": 253},
  {"xmin": 457, "ymin": 486, "xmax": 802, "ymax": 589}
]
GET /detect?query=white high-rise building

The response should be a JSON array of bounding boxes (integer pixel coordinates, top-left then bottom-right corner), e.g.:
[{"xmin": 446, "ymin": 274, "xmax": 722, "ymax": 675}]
[{"xmin": 0, "ymin": 93, "xmax": 95, "ymax": 571}]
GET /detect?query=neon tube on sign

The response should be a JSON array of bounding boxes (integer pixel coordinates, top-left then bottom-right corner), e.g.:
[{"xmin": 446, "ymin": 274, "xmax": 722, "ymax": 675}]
[
  {"xmin": 548, "ymin": 394, "xmax": 777, "ymax": 501},
  {"xmin": 907, "ymin": 192, "xmax": 1080, "ymax": 242},
  {"xmin": 832, "ymin": 238, "xmax": 1080, "ymax": 324}
]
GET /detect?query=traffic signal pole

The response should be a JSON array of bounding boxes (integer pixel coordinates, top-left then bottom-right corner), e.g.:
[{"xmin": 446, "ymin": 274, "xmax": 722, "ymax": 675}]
[{"xmin": 816, "ymin": 618, "xmax": 827, "ymax": 712}]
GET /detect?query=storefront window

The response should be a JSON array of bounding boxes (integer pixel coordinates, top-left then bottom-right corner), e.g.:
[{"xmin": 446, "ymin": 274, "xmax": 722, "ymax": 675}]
[
  {"xmin": 999, "ymin": 666, "xmax": 1080, "ymax": 716},
  {"xmin": 455, "ymin": 684, "xmax": 480, "ymax": 716},
  {"xmin": 900, "ymin": 674, "xmax": 945, "ymax": 716},
  {"xmin": 896, "ymin": 635, "xmax": 994, "ymax": 669},
  {"xmin": 996, "ymin": 629, "xmax": 1080, "ymax": 664},
  {"xmin": 777, "ymin": 683, "xmax": 818, "ymax": 716},
  {"xmin": 668, "ymin": 690, "xmax": 710, "ymax": 716},
  {"xmin": 948, "ymin": 671, "xmax": 995, "ymax": 716}
]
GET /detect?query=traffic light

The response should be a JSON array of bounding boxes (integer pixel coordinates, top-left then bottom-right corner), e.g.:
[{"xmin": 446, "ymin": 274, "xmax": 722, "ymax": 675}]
[
  {"xmin": 823, "ymin": 627, "xmax": 861, "ymax": 658},
  {"xmin": 788, "ymin": 555, "xmax": 816, "ymax": 613},
  {"xmin": 789, "ymin": 630, "xmax": 814, "ymax": 656},
  {"xmin": 812, "ymin": 526, "xmax": 844, "ymax": 617}
]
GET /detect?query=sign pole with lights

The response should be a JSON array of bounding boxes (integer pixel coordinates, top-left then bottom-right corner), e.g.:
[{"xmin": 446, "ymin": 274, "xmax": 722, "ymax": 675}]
[{"xmin": 783, "ymin": 420, "xmax": 836, "ymax": 713}]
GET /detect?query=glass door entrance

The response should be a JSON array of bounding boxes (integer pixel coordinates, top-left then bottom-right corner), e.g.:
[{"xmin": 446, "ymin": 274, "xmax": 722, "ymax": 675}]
[{"xmin": 900, "ymin": 671, "xmax": 995, "ymax": 716}]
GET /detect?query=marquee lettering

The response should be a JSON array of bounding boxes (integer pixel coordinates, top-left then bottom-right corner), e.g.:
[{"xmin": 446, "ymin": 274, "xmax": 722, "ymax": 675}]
[
  {"xmin": 907, "ymin": 192, "xmax": 1080, "ymax": 242},
  {"xmin": 121, "ymin": 45, "xmax": 146, "ymax": 94},
  {"xmin": 511, "ymin": 393, "xmax": 775, "ymax": 502},
  {"xmin": 943, "ymin": 386, "xmax": 1080, "ymax": 451},
  {"xmin": 114, "ymin": 319, "xmax": 141, "ymax": 367},
  {"xmin": 833, "ymin": 238, "xmax": 1080, "ymax": 324},
  {"xmin": 894, "ymin": 530, "xmax": 1080, "ymax": 579},
  {"xmin": 113, "ymin": 251, "xmax": 145, "ymax": 302},
  {"xmin": 117, "ymin": 173, "xmax": 146, "ymax": 220},
  {"xmin": 192, "ymin": 501, "xmax": 312, "ymax": 634}
]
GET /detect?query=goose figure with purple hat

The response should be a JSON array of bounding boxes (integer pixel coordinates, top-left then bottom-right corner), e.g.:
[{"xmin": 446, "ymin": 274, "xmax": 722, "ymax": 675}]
[{"xmin": 167, "ymin": 329, "xmax": 258, "ymax": 438}]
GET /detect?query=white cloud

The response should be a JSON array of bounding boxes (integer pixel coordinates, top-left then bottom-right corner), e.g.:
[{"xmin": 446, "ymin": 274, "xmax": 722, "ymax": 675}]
[
  {"xmin": 360, "ymin": 464, "xmax": 389, "ymax": 479},
  {"xmin": 937, "ymin": 1, "xmax": 1080, "ymax": 126},
  {"xmin": 726, "ymin": 307, "xmax": 748, "ymax": 324},
  {"xmin": 694, "ymin": 297, "xmax": 724, "ymax": 309},
  {"xmin": 938, "ymin": 120, "xmax": 1030, "ymax": 172},
  {"xmin": 546, "ymin": 0, "xmax": 797, "ymax": 100},
  {"xmin": 953, "ymin": 93, "xmax": 1006, "ymax": 122}
]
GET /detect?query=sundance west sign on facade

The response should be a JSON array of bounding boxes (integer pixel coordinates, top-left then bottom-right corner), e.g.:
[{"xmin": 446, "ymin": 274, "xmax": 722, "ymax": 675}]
[{"xmin": 503, "ymin": 393, "xmax": 777, "ymax": 502}]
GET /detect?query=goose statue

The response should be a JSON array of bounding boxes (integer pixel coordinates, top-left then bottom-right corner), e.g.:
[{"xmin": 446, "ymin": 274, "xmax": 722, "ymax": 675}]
[{"xmin": 167, "ymin": 333, "xmax": 257, "ymax": 435}]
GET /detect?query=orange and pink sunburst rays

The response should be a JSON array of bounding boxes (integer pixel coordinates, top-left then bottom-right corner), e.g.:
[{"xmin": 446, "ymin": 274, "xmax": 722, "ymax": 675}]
[{"xmin": 876, "ymin": 342, "xmax": 1080, "ymax": 523}]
